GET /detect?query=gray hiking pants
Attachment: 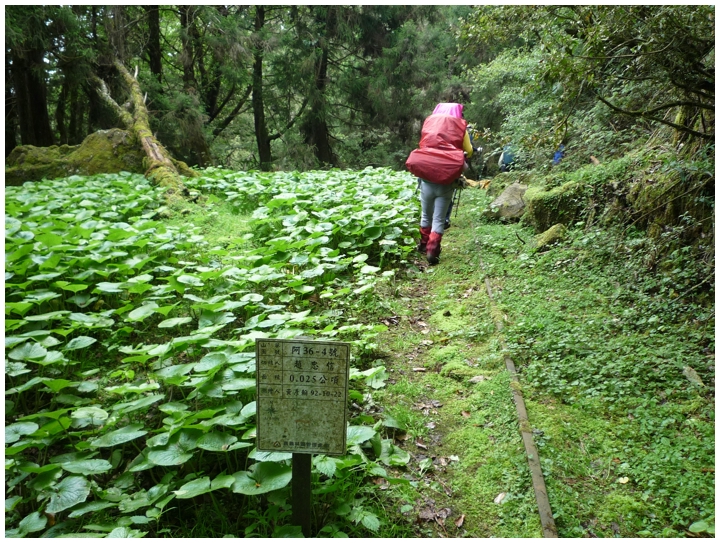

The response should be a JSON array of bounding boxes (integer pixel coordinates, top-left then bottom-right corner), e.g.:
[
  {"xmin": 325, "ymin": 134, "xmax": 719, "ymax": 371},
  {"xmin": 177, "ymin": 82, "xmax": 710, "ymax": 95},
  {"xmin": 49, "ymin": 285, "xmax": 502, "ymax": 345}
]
[{"xmin": 420, "ymin": 179, "xmax": 456, "ymax": 234}]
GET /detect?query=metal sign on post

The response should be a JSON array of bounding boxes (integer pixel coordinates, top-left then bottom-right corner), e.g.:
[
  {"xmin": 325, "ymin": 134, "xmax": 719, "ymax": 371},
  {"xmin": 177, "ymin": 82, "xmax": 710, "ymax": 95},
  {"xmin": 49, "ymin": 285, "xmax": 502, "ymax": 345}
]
[{"xmin": 255, "ymin": 338, "xmax": 350, "ymax": 536}]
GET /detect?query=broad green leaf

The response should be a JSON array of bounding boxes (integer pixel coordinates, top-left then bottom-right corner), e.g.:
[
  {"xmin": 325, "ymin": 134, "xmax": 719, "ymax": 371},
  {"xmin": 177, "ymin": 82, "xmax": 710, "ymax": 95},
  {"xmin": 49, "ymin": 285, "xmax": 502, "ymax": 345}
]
[
  {"xmin": 346, "ymin": 425, "xmax": 376, "ymax": 446},
  {"xmin": 314, "ymin": 455, "xmax": 340, "ymax": 478},
  {"xmin": 36, "ymin": 233, "xmax": 64, "ymax": 247},
  {"xmin": 158, "ymin": 402, "xmax": 189, "ymax": 414},
  {"xmin": 378, "ymin": 439, "xmax": 411, "ymax": 467},
  {"xmin": 689, "ymin": 521, "xmax": 711, "ymax": 533},
  {"xmin": 198, "ymin": 310, "xmax": 235, "ymax": 329},
  {"xmin": 5, "ymin": 216, "xmax": 22, "ymax": 236},
  {"xmin": 5, "ymin": 422, "xmax": 40, "ymax": 444},
  {"xmin": 293, "ymin": 285, "xmax": 315, "ymax": 294},
  {"xmin": 249, "ymin": 450, "xmax": 292, "ymax": 462},
  {"xmin": 5, "ymin": 361, "xmax": 30, "ymax": 377},
  {"xmin": 95, "ymin": 282, "xmax": 124, "ymax": 293},
  {"xmin": 62, "ymin": 459, "xmax": 113, "ymax": 475},
  {"xmin": 72, "ymin": 407, "xmax": 109, "ymax": 421},
  {"xmin": 147, "ymin": 430, "xmax": 201, "ymax": 466},
  {"xmin": 18, "ymin": 407, "xmax": 71, "ymax": 420},
  {"xmin": 222, "ymin": 378, "xmax": 256, "ymax": 391},
  {"xmin": 273, "ymin": 526, "xmax": 304, "ymax": 538},
  {"xmin": 45, "ymin": 476, "xmax": 91, "ymax": 514},
  {"xmin": 57, "ymin": 283, "xmax": 90, "ymax": 293},
  {"xmin": 17, "ymin": 511, "xmax": 47, "ymax": 535},
  {"xmin": 111, "ymin": 394, "xmax": 164, "ymax": 414},
  {"xmin": 6, "ymin": 302, "xmax": 33, "ymax": 317},
  {"xmin": 197, "ymin": 432, "xmax": 238, "ymax": 452},
  {"xmin": 27, "ymin": 467, "xmax": 64, "ymax": 490},
  {"xmin": 126, "ymin": 303, "xmax": 159, "ymax": 322},
  {"xmin": 359, "ymin": 510, "xmax": 381, "ymax": 532},
  {"xmin": 6, "ymin": 495, "xmax": 22, "ymax": 512},
  {"xmin": 172, "ymin": 477, "xmax": 212, "ymax": 499},
  {"xmin": 90, "ymin": 424, "xmax": 147, "ymax": 448},
  {"xmin": 231, "ymin": 462, "xmax": 292, "ymax": 495},
  {"xmin": 64, "ymin": 336, "xmax": 97, "ymax": 350},
  {"xmin": 157, "ymin": 317, "xmax": 192, "ymax": 328},
  {"xmin": 43, "ymin": 379, "xmax": 75, "ymax": 393},
  {"xmin": 107, "ymin": 527, "xmax": 147, "ymax": 538},
  {"xmin": 360, "ymin": 265, "xmax": 380, "ymax": 275},
  {"xmin": 154, "ymin": 363, "xmax": 195, "ymax": 380},
  {"xmin": 177, "ymin": 274, "xmax": 204, "ymax": 287},
  {"xmin": 194, "ymin": 353, "xmax": 227, "ymax": 372},
  {"xmin": 105, "ymin": 382, "xmax": 160, "ymax": 395},
  {"xmin": 8, "ymin": 342, "xmax": 48, "ymax": 361},
  {"xmin": 67, "ymin": 500, "xmax": 116, "ymax": 519}
]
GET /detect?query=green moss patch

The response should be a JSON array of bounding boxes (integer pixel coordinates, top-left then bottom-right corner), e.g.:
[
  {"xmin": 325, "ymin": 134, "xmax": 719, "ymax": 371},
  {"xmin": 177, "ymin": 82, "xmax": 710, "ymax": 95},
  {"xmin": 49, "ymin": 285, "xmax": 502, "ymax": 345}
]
[{"xmin": 5, "ymin": 129, "xmax": 145, "ymax": 185}]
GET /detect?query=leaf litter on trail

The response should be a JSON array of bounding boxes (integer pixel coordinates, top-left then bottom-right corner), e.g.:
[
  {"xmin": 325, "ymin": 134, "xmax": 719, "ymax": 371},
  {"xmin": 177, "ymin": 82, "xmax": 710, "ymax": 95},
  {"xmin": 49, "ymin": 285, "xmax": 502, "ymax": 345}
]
[{"xmin": 417, "ymin": 499, "xmax": 455, "ymax": 527}]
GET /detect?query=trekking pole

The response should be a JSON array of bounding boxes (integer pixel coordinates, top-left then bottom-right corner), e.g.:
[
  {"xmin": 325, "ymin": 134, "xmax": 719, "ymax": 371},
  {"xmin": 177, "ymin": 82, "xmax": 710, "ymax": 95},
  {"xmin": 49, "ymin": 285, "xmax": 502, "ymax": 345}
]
[{"xmin": 454, "ymin": 187, "xmax": 463, "ymax": 217}]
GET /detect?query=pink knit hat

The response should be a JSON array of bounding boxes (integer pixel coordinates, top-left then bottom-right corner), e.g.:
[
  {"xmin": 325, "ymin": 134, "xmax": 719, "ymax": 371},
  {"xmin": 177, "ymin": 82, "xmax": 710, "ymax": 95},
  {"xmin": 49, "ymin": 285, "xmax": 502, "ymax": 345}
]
[{"xmin": 432, "ymin": 102, "xmax": 464, "ymax": 118}]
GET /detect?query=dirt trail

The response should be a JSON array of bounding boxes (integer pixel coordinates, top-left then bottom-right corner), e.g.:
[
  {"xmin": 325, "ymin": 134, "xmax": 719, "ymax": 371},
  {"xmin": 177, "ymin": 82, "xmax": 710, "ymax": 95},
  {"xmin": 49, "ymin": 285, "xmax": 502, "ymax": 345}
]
[{"xmin": 375, "ymin": 188, "xmax": 549, "ymax": 537}]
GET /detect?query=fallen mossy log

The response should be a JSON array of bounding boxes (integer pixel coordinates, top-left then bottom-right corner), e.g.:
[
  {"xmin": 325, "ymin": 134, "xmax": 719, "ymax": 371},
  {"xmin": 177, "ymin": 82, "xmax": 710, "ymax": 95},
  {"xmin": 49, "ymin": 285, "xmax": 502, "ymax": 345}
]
[
  {"xmin": 112, "ymin": 61, "xmax": 195, "ymax": 206},
  {"xmin": 5, "ymin": 129, "xmax": 145, "ymax": 186},
  {"xmin": 5, "ymin": 61, "xmax": 196, "ymax": 207}
]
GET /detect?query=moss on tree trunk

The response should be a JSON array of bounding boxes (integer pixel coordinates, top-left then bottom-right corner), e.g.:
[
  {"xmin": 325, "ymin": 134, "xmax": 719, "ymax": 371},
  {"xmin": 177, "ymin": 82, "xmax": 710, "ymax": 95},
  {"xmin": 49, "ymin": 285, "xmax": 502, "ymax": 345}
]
[
  {"xmin": 114, "ymin": 60, "xmax": 195, "ymax": 206},
  {"xmin": 5, "ymin": 60, "xmax": 196, "ymax": 208}
]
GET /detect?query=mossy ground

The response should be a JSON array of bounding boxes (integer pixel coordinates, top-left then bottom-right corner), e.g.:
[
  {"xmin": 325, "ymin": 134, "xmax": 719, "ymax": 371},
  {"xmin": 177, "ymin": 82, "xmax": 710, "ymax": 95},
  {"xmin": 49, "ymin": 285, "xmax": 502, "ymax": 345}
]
[
  {"xmin": 369, "ymin": 186, "xmax": 713, "ymax": 538},
  {"xmin": 370, "ymin": 189, "xmax": 543, "ymax": 537},
  {"xmin": 157, "ymin": 182, "xmax": 712, "ymax": 538}
]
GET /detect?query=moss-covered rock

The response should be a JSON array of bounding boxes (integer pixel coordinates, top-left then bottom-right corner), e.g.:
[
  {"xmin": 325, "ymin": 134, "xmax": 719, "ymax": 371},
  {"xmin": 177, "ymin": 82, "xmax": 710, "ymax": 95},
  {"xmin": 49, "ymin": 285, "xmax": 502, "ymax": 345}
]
[
  {"xmin": 535, "ymin": 223, "xmax": 567, "ymax": 250},
  {"xmin": 5, "ymin": 129, "xmax": 145, "ymax": 186},
  {"xmin": 522, "ymin": 180, "xmax": 591, "ymax": 231}
]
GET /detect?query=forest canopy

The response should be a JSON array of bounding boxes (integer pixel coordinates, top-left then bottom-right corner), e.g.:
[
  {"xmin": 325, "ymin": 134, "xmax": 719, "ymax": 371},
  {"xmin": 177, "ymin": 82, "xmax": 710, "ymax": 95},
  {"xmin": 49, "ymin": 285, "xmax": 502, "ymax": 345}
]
[{"xmin": 6, "ymin": 5, "xmax": 712, "ymax": 175}]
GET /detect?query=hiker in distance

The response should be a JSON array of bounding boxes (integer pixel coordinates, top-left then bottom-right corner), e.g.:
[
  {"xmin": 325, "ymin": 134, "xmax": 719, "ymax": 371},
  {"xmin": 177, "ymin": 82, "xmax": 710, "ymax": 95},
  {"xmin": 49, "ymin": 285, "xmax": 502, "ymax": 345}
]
[{"xmin": 405, "ymin": 102, "xmax": 475, "ymax": 265}]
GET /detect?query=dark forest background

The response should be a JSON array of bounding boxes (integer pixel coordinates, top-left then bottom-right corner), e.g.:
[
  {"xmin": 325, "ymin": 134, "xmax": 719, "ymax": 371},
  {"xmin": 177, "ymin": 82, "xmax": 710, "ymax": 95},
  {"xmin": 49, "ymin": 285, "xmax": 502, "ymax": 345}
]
[{"xmin": 6, "ymin": 5, "xmax": 713, "ymax": 173}]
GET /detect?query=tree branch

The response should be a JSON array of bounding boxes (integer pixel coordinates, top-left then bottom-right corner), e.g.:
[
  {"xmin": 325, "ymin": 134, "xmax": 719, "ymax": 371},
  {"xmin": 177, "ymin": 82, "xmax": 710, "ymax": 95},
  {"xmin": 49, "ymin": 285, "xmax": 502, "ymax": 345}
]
[
  {"xmin": 595, "ymin": 93, "xmax": 714, "ymax": 140},
  {"xmin": 268, "ymin": 97, "xmax": 309, "ymax": 141},
  {"xmin": 207, "ymin": 82, "xmax": 236, "ymax": 124},
  {"xmin": 212, "ymin": 84, "xmax": 252, "ymax": 138},
  {"xmin": 572, "ymin": 39, "xmax": 675, "ymax": 61},
  {"xmin": 90, "ymin": 74, "xmax": 133, "ymax": 129}
]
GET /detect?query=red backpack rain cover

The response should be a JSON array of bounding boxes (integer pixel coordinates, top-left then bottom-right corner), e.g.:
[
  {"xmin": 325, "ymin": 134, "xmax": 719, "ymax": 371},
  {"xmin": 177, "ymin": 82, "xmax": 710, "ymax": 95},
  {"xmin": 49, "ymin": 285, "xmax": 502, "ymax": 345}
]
[{"xmin": 405, "ymin": 114, "xmax": 467, "ymax": 184}]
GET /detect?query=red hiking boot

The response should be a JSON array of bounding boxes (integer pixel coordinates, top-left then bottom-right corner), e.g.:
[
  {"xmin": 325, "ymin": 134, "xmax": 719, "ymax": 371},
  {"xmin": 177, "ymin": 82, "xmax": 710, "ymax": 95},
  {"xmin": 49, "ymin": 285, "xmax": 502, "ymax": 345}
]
[
  {"xmin": 417, "ymin": 226, "xmax": 431, "ymax": 253},
  {"xmin": 426, "ymin": 231, "xmax": 443, "ymax": 265}
]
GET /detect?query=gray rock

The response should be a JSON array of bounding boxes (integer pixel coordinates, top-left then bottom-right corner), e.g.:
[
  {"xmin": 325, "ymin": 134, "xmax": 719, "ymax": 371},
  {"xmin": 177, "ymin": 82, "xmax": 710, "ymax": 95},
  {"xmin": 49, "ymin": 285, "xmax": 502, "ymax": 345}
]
[{"xmin": 484, "ymin": 182, "xmax": 528, "ymax": 220}]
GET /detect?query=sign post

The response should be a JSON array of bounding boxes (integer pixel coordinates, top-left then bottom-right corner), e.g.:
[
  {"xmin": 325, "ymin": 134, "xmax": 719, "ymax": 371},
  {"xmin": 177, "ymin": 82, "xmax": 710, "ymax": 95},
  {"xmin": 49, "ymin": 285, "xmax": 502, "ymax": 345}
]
[{"xmin": 255, "ymin": 338, "xmax": 350, "ymax": 537}]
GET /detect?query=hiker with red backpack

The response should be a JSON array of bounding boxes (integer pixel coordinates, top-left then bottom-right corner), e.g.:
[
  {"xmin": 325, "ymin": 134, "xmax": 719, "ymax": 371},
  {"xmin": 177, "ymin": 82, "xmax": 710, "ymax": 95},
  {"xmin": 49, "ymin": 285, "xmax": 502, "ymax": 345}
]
[{"xmin": 405, "ymin": 102, "xmax": 475, "ymax": 265}]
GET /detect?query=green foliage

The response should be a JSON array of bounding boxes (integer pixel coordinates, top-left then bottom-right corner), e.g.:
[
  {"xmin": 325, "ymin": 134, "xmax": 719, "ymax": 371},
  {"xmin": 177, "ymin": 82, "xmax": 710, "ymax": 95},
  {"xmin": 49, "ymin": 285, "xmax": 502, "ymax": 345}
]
[
  {"xmin": 471, "ymin": 188, "xmax": 714, "ymax": 536},
  {"xmin": 4, "ymin": 168, "xmax": 418, "ymax": 537}
]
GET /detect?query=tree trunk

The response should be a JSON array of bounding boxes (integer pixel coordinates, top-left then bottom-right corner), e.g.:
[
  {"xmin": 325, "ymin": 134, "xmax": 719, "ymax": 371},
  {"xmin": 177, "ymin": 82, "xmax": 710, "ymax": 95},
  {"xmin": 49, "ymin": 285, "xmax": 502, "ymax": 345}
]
[
  {"xmin": 178, "ymin": 5, "xmax": 212, "ymax": 167},
  {"xmin": 113, "ymin": 61, "xmax": 195, "ymax": 204},
  {"xmin": 68, "ymin": 85, "xmax": 84, "ymax": 145},
  {"xmin": 302, "ymin": 45, "xmax": 335, "ymax": 166},
  {"xmin": 106, "ymin": 6, "xmax": 127, "ymax": 62},
  {"xmin": 11, "ymin": 48, "xmax": 54, "ymax": 147},
  {"xmin": 56, "ymin": 81, "xmax": 69, "ymax": 145},
  {"xmin": 180, "ymin": 6, "xmax": 198, "ymax": 91},
  {"xmin": 145, "ymin": 6, "xmax": 163, "ymax": 83},
  {"xmin": 252, "ymin": 6, "xmax": 273, "ymax": 171},
  {"xmin": 5, "ymin": 61, "xmax": 18, "ymax": 157}
]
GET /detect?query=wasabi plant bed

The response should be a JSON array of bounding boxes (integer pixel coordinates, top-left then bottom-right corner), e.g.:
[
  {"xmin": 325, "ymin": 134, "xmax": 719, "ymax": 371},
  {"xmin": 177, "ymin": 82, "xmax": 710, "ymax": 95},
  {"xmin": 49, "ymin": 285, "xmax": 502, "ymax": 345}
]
[{"xmin": 5, "ymin": 169, "xmax": 422, "ymax": 538}]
